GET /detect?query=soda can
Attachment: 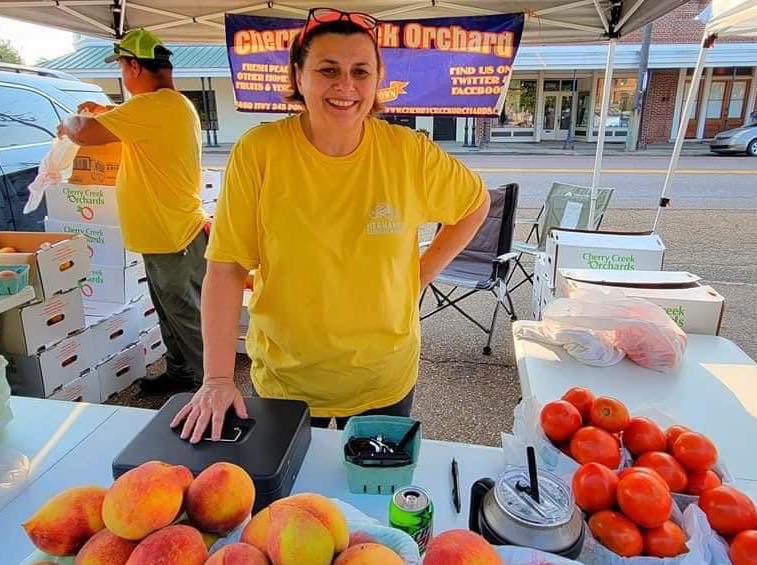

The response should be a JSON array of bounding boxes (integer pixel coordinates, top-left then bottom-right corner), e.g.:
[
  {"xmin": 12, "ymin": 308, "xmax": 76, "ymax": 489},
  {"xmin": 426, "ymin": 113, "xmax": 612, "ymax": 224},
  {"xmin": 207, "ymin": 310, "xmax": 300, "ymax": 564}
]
[{"xmin": 388, "ymin": 486, "xmax": 434, "ymax": 553}]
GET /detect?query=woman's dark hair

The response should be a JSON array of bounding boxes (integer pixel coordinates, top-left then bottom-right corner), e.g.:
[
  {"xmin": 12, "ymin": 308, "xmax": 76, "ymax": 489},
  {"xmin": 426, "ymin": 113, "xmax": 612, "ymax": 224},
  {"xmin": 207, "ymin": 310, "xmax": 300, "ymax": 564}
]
[{"xmin": 286, "ymin": 20, "xmax": 384, "ymax": 112}]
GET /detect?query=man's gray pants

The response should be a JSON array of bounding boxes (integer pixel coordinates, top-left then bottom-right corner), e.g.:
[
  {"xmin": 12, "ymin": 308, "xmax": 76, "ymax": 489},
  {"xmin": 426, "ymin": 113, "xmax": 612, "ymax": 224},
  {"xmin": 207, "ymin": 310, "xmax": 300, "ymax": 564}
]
[{"xmin": 142, "ymin": 230, "xmax": 207, "ymax": 385}]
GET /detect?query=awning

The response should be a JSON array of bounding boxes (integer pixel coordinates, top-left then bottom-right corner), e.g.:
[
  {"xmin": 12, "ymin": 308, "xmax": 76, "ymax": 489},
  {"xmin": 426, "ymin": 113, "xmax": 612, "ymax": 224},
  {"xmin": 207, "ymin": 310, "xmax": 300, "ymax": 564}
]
[{"xmin": 0, "ymin": 1, "xmax": 688, "ymax": 44}]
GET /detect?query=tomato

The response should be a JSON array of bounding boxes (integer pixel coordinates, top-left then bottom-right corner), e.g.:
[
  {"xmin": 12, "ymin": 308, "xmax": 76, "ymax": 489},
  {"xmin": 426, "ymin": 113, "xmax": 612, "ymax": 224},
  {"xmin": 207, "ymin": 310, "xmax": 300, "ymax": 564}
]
[
  {"xmin": 589, "ymin": 397, "xmax": 630, "ymax": 433},
  {"xmin": 635, "ymin": 452, "xmax": 688, "ymax": 493},
  {"xmin": 730, "ymin": 530, "xmax": 757, "ymax": 565},
  {"xmin": 618, "ymin": 467, "xmax": 671, "ymax": 493},
  {"xmin": 617, "ymin": 472, "xmax": 673, "ymax": 528},
  {"xmin": 665, "ymin": 424, "xmax": 691, "ymax": 453},
  {"xmin": 643, "ymin": 520, "xmax": 688, "ymax": 557},
  {"xmin": 570, "ymin": 426, "xmax": 621, "ymax": 469},
  {"xmin": 685, "ymin": 469, "xmax": 722, "ymax": 496},
  {"xmin": 672, "ymin": 432, "xmax": 718, "ymax": 472},
  {"xmin": 588, "ymin": 510, "xmax": 643, "ymax": 557},
  {"xmin": 556, "ymin": 442, "xmax": 573, "ymax": 457},
  {"xmin": 572, "ymin": 463, "xmax": 618, "ymax": 513},
  {"xmin": 699, "ymin": 486, "xmax": 757, "ymax": 535},
  {"xmin": 540, "ymin": 400, "xmax": 583, "ymax": 443},
  {"xmin": 561, "ymin": 387, "xmax": 595, "ymax": 424},
  {"xmin": 623, "ymin": 417, "xmax": 666, "ymax": 456}
]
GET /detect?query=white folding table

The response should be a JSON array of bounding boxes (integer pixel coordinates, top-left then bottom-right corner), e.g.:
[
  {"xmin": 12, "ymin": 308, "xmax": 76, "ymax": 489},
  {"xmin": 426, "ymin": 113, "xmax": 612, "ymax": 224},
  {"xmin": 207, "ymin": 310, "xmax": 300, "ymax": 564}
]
[
  {"xmin": 0, "ymin": 396, "xmax": 506, "ymax": 564},
  {"xmin": 513, "ymin": 321, "xmax": 757, "ymax": 483}
]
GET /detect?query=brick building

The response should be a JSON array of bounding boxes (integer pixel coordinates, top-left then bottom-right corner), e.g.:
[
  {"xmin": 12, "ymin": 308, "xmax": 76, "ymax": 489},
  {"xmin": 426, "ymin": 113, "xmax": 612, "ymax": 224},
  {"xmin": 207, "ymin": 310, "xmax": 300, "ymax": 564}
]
[{"xmin": 46, "ymin": 0, "xmax": 756, "ymax": 146}]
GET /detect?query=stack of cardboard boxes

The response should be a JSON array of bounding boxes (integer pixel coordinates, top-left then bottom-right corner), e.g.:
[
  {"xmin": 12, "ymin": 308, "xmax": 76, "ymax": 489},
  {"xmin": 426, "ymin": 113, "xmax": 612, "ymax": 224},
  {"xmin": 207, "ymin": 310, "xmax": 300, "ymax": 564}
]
[
  {"xmin": 201, "ymin": 168, "xmax": 222, "ymax": 218},
  {"xmin": 0, "ymin": 231, "xmax": 95, "ymax": 401},
  {"xmin": 531, "ymin": 229, "xmax": 725, "ymax": 335},
  {"xmin": 39, "ymin": 143, "xmax": 165, "ymax": 401}
]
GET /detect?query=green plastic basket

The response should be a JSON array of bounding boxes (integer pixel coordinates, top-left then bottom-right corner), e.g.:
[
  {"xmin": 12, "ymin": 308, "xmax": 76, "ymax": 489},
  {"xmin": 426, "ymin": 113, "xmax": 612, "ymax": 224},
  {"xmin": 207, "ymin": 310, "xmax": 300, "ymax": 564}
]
[
  {"xmin": 342, "ymin": 415, "xmax": 421, "ymax": 495},
  {"xmin": 0, "ymin": 264, "xmax": 29, "ymax": 296}
]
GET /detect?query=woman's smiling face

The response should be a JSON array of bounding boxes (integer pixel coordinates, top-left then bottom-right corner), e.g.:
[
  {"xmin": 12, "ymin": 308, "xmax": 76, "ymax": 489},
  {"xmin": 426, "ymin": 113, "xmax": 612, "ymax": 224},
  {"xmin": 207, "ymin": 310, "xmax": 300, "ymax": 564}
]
[{"xmin": 296, "ymin": 32, "xmax": 381, "ymax": 131}]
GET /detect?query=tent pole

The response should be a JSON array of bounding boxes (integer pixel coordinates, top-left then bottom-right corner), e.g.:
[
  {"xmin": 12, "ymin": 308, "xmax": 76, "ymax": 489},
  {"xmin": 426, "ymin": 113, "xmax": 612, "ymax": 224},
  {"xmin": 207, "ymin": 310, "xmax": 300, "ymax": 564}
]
[
  {"xmin": 653, "ymin": 35, "xmax": 712, "ymax": 232},
  {"xmin": 589, "ymin": 38, "xmax": 615, "ymax": 228}
]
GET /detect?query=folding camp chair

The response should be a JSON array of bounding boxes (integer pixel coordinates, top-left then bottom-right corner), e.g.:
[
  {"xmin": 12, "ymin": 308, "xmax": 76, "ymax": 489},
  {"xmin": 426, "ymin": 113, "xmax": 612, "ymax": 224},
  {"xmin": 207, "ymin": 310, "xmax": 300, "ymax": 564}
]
[
  {"xmin": 420, "ymin": 183, "xmax": 519, "ymax": 355},
  {"xmin": 506, "ymin": 183, "xmax": 614, "ymax": 293}
]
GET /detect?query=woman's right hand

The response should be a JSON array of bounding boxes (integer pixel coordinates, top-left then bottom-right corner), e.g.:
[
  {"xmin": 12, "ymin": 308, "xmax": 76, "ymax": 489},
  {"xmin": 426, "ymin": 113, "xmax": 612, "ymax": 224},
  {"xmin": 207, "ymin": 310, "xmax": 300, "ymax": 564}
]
[{"xmin": 170, "ymin": 376, "xmax": 248, "ymax": 444}]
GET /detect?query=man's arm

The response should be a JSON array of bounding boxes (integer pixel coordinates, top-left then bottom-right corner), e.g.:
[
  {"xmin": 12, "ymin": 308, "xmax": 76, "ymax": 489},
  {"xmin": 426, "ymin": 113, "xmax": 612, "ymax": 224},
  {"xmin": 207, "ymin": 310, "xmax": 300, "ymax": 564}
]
[{"xmin": 57, "ymin": 116, "xmax": 119, "ymax": 146}]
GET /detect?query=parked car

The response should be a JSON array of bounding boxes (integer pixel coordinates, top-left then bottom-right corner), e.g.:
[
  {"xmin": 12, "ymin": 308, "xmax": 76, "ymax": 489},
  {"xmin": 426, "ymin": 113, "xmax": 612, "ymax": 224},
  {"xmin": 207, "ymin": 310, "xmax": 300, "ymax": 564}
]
[
  {"xmin": 710, "ymin": 111, "xmax": 757, "ymax": 156},
  {"xmin": 0, "ymin": 63, "xmax": 112, "ymax": 231}
]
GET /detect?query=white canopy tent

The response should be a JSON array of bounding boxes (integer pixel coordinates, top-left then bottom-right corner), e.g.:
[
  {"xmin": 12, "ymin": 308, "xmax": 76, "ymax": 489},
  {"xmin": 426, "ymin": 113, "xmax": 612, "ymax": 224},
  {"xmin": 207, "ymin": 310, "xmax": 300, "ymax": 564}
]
[
  {"xmin": 1, "ymin": 0, "xmax": 690, "ymax": 226},
  {"xmin": 654, "ymin": 0, "xmax": 757, "ymax": 230}
]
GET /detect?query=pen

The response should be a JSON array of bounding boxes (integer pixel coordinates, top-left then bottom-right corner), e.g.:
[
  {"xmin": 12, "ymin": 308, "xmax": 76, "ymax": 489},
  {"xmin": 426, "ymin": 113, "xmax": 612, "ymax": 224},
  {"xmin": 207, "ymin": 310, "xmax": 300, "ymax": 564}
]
[{"xmin": 451, "ymin": 458, "xmax": 461, "ymax": 514}]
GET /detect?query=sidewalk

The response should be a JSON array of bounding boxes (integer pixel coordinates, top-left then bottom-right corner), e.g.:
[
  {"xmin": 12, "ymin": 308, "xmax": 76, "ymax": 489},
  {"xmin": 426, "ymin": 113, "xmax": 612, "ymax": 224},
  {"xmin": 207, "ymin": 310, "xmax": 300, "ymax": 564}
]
[{"xmin": 203, "ymin": 139, "xmax": 712, "ymax": 157}]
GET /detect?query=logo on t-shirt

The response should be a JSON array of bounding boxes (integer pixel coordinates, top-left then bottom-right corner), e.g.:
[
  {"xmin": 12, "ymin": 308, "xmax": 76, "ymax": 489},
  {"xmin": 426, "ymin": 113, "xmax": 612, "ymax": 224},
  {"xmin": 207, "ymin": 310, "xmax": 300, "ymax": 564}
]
[{"xmin": 366, "ymin": 202, "xmax": 404, "ymax": 235}]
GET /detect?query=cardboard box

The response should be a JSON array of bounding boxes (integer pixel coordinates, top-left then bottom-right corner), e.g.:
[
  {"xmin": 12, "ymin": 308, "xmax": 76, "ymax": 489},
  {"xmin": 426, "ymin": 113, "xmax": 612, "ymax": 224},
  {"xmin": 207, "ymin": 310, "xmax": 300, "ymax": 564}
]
[
  {"xmin": 0, "ymin": 289, "xmax": 85, "ymax": 355},
  {"xmin": 546, "ymin": 230, "xmax": 665, "ymax": 288},
  {"xmin": 45, "ymin": 183, "xmax": 119, "ymax": 225},
  {"xmin": 69, "ymin": 142, "xmax": 121, "ymax": 186},
  {"xmin": 140, "ymin": 325, "xmax": 167, "ymax": 365},
  {"xmin": 48, "ymin": 369, "xmax": 100, "ymax": 403},
  {"xmin": 135, "ymin": 293, "xmax": 159, "ymax": 332},
  {"xmin": 200, "ymin": 168, "xmax": 223, "ymax": 201},
  {"xmin": 86, "ymin": 302, "xmax": 142, "ymax": 365},
  {"xmin": 44, "ymin": 218, "xmax": 141, "ymax": 268},
  {"xmin": 559, "ymin": 269, "xmax": 724, "ymax": 335},
  {"xmin": 96, "ymin": 343, "xmax": 146, "ymax": 401},
  {"xmin": 0, "ymin": 231, "xmax": 90, "ymax": 301},
  {"xmin": 5, "ymin": 329, "xmax": 91, "ymax": 397},
  {"xmin": 81, "ymin": 262, "xmax": 147, "ymax": 305}
]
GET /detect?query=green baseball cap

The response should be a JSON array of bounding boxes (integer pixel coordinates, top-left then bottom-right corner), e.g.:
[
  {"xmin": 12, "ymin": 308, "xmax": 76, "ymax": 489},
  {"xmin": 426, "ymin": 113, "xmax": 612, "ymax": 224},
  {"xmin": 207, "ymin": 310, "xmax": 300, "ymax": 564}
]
[{"xmin": 105, "ymin": 29, "xmax": 172, "ymax": 63}]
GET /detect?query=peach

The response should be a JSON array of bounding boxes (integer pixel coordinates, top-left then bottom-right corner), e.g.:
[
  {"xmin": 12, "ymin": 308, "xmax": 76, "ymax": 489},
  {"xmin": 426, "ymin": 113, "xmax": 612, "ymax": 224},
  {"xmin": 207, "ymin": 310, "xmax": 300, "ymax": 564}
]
[
  {"xmin": 176, "ymin": 518, "xmax": 220, "ymax": 550},
  {"xmin": 423, "ymin": 530, "xmax": 501, "ymax": 564},
  {"xmin": 103, "ymin": 461, "xmax": 192, "ymax": 540},
  {"xmin": 274, "ymin": 493, "xmax": 349, "ymax": 552},
  {"xmin": 23, "ymin": 485, "xmax": 107, "ymax": 556},
  {"xmin": 267, "ymin": 504, "xmax": 334, "ymax": 565},
  {"xmin": 348, "ymin": 531, "xmax": 377, "ymax": 547},
  {"xmin": 333, "ymin": 543, "xmax": 403, "ymax": 564},
  {"xmin": 186, "ymin": 462, "xmax": 255, "ymax": 534},
  {"xmin": 240, "ymin": 507, "xmax": 271, "ymax": 555},
  {"xmin": 125, "ymin": 525, "xmax": 207, "ymax": 565},
  {"xmin": 205, "ymin": 543, "xmax": 270, "ymax": 564},
  {"xmin": 75, "ymin": 529, "xmax": 137, "ymax": 564}
]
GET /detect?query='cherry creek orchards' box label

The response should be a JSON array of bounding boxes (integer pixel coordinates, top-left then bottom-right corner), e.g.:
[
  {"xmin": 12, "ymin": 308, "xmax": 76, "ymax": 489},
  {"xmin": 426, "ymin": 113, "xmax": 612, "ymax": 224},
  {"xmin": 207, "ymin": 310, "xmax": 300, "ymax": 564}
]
[
  {"xmin": 45, "ymin": 183, "xmax": 120, "ymax": 225},
  {"xmin": 44, "ymin": 218, "xmax": 141, "ymax": 268}
]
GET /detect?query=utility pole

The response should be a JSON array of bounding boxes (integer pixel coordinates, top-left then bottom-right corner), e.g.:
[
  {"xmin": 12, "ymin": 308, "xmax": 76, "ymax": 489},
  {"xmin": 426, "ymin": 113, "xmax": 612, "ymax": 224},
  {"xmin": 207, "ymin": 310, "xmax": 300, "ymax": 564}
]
[{"xmin": 628, "ymin": 23, "xmax": 653, "ymax": 151}]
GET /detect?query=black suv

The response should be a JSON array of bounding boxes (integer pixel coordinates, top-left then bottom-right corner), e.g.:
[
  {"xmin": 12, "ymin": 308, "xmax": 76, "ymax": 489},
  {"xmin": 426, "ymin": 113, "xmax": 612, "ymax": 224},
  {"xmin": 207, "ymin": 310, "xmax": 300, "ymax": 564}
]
[{"xmin": 0, "ymin": 64, "xmax": 111, "ymax": 231}]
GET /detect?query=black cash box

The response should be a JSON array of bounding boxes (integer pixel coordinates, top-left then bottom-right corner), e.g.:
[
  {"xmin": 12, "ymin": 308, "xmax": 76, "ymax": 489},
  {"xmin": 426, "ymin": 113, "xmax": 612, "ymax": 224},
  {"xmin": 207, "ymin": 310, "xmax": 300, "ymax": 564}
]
[{"xmin": 112, "ymin": 393, "xmax": 311, "ymax": 512}]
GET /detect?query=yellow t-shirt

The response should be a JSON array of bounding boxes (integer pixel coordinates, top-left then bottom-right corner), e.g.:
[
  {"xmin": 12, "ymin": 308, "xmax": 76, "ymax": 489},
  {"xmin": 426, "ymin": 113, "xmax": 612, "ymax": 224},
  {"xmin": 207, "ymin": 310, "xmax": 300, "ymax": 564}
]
[
  {"xmin": 96, "ymin": 89, "xmax": 206, "ymax": 253},
  {"xmin": 207, "ymin": 115, "xmax": 486, "ymax": 417}
]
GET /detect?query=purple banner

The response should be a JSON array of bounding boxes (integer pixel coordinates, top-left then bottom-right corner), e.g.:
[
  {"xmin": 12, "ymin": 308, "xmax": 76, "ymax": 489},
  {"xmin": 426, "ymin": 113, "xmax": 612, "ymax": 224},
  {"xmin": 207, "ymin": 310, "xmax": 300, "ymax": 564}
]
[{"xmin": 225, "ymin": 12, "xmax": 524, "ymax": 116}]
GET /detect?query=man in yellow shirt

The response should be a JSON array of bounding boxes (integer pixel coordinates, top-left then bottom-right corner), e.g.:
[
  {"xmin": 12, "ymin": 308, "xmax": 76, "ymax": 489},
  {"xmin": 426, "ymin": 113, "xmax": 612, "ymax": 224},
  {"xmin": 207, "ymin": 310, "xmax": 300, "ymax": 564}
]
[{"xmin": 58, "ymin": 29, "xmax": 207, "ymax": 393}]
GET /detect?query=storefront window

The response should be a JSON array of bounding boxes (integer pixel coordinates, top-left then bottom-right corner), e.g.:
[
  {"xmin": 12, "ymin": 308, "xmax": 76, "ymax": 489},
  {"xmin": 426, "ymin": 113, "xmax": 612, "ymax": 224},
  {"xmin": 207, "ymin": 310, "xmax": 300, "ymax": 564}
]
[
  {"xmin": 501, "ymin": 79, "xmax": 536, "ymax": 128},
  {"xmin": 593, "ymin": 77, "xmax": 637, "ymax": 128}
]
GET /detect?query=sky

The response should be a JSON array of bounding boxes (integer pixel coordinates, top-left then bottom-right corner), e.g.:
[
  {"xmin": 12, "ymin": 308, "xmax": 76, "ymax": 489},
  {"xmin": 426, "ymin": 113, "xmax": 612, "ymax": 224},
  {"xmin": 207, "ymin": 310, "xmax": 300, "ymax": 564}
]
[{"xmin": 0, "ymin": 17, "xmax": 74, "ymax": 64}]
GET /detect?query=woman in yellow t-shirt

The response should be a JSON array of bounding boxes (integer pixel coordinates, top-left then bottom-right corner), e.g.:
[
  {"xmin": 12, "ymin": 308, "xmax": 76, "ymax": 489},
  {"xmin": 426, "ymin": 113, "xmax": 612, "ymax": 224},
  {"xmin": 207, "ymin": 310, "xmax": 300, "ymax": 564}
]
[{"xmin": 172, "ymin": 8, "xmax": 490, "ymax": 442}]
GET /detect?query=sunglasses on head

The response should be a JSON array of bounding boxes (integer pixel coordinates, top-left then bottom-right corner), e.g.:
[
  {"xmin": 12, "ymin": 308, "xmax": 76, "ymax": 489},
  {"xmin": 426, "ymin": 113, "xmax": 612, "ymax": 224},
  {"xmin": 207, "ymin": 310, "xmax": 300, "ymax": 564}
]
[
  {"xmin": 299, "ymin": 7, "xmax": 379, "ymax": 46},
  {"xmin": 112, "ymin": 43, "xmax": 139, "ymax": 59}
]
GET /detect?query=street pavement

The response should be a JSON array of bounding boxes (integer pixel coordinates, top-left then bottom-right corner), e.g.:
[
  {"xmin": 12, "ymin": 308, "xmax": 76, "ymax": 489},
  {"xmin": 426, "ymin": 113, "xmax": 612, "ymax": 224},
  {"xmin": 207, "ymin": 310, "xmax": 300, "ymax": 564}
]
[{"xmin": 107, "ymin": 151, "xmax": 757, "ymax": 448}]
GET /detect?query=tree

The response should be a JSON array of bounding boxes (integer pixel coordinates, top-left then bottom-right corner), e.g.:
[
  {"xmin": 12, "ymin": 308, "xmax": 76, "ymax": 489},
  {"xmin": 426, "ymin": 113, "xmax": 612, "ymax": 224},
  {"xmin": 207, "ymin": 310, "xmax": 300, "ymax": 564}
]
[{"xmin": 0, "ymin": 38, "xmax": 23, "ymax": 64}]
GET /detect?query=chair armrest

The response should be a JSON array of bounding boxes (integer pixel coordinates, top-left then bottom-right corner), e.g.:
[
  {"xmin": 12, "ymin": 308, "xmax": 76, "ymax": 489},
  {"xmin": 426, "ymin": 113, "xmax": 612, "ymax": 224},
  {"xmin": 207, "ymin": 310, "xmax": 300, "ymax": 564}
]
[
  {"xmin": 515, "ymin": 218, "xmax": 539, "ymax": 225},
  {"xmin": 494, "ymin": 251, "xmax": 519, "ymax": 264}
]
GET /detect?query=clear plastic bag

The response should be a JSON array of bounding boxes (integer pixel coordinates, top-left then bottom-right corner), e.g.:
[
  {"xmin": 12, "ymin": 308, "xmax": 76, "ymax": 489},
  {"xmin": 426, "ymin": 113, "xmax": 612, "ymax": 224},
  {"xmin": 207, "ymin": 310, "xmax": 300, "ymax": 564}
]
[
  {"xmin": 539, "ymin": 290, "xmax": 688, "ymax": 373},
  {"xmin": 23, "ymin": 135, "xmax": 80, "ymax": 214},
  {"xmin": 503, "ymin": 397, "xmax": 632, "ymax": 484}
]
